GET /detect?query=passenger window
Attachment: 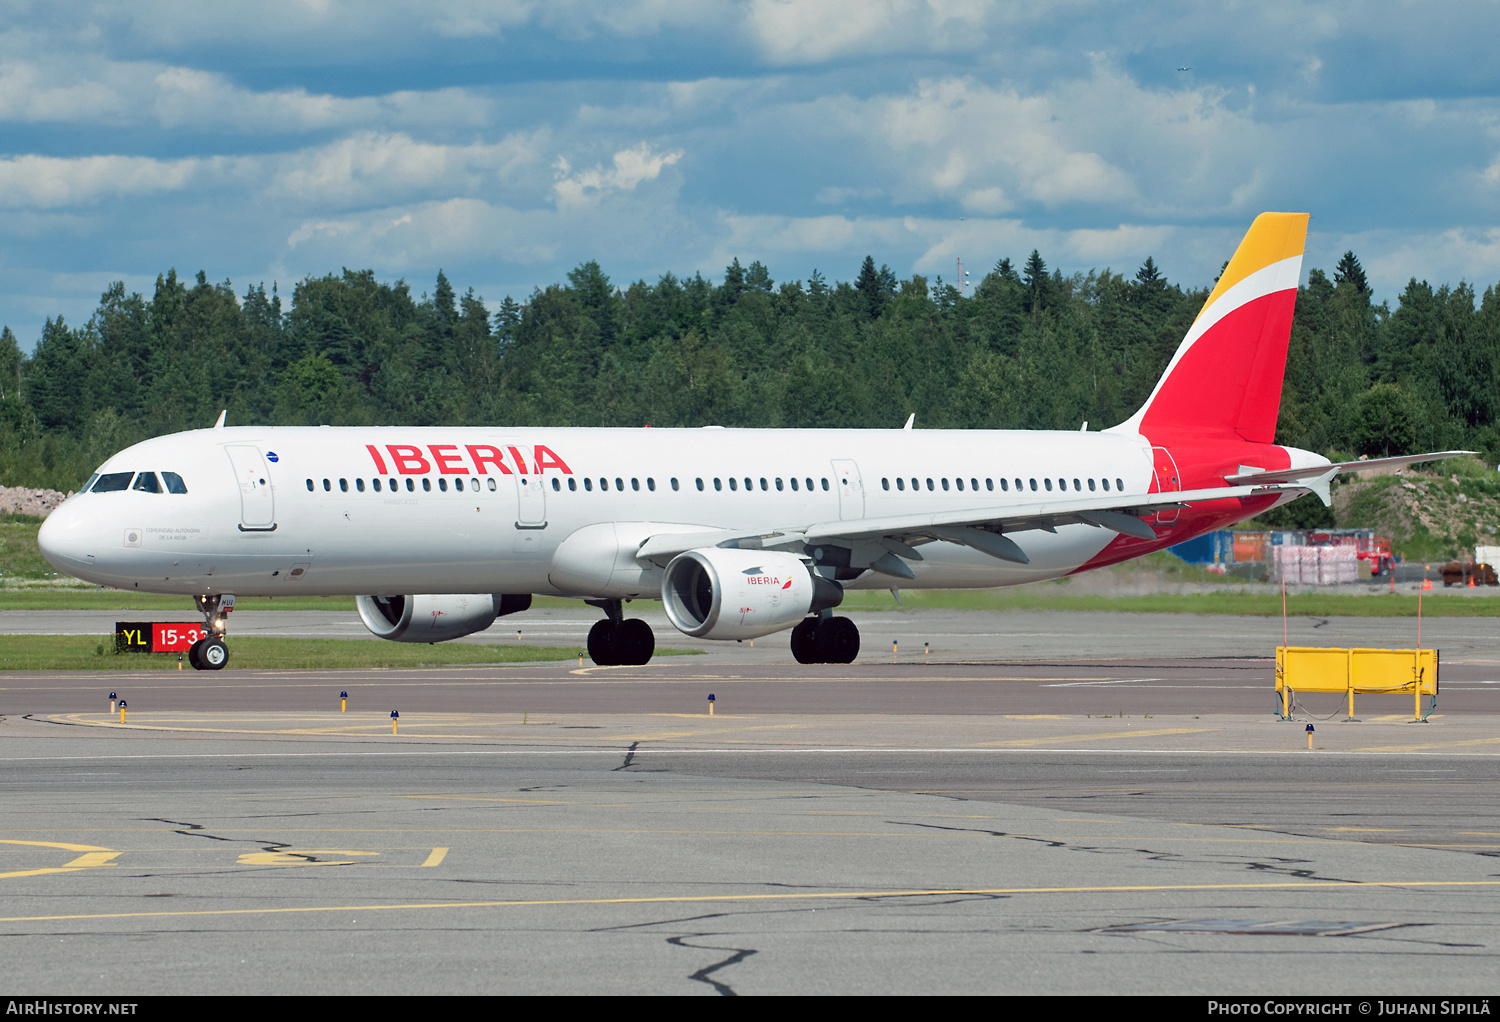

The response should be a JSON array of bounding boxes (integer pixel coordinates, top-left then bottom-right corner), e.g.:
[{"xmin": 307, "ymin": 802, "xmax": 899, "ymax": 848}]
[
  {"xmin": 882, "ymin": 478, "xmax": 890, "ymax": 491},
  {"xmin": 759, "ymin": 477, "xmax": 767, "ymax": 491},
  {"xmin": 744, "ymin": 477, "xmax": 752, "ymax": 491},
  {"xmin": 422, "ymin": 478, "xmax": 431, "ymax": 492},
  {"xmin": 714, "ymin": 478, "xmax": 722, "ymax": 491},
  {"xmin": 406, "ymin": 479, "xmax": 415, "ymax": 492},
  {"xmin": 1116, "ymin": 478, "xmax": 1124, "ymax": 491},
  {"xmin": 471, "ymin": 478, "xmax": 480, "ymax": 492},
  {"xmin": 305, "ymin": 479, "xmax": 314, "ymax": 492},
  {"xmin": 896, "ymin": 477, "xmax": 904, "ymax": 491},
  {"xmin": 645, "ymin": 478, "xmax": 654, "ymax": 492},
  {"xmin": 323, "ymin": 479, "xmax": 331, "ymax": 491},
  {"xmin": 791, "ymin": 477, "xmax": 799, "ymax": 491},
  {"xmin": 999, "ymin": 478, "xmax": 1007, "ymax": 492},
  {"xmin": 600, "ymin": 478, "xmax": 609, "ymax": 491},
  {"xmin": 775, "ymin": 478, "xmax": 783, "ymax": 491},
  {"xmin": 133, "ymin": 472, "xmax": 161, "ymax": 493},
  {"xmin": 631, "ymin": 478, "xmax": 640, "ymax": 491},
  {"xmin": 616, "ymin": 477, "xmax": 624, "ymax": 491},
  {"xmin": 1058, "ymin": 479, "xmax": 1066, "ymax": 491},
  {"xmin": 551, "ymin": 478, "xmax": 560, "ymax": 491},
  {"xmin": 487, "ymin": 478, "xmax": 497, "ymax": 491},
  {"xmin": 670, "ymin": 478, "xmax": 679, "ymax": 491},
  {"xmin": 695, "ymin": 478, "xmax": 704, "ymax": 491},
  {"xmin": 941, "ymin": 478, "xmax": 949, "ymax": 491},
  {"xmin": 1073, "ymin": 478, "xmax": 1081, "ymax": 491},
  {"xmin": 341, "ymin": 479, "xmax": 350, "ymax": 492},
  {"xmin": 926, "ymin": 478, "xmax": 934, "ymax": 491},
  {"xmin": 388, "ymin": 478, "xmax": 396, "ymax": 491},
  {"xmin": 821, "ymin": 478, "xmax": 829, "ymax": 491},
  {"xmin": 162, "ymin": 472, "xmax": 188, "ymax": 494},
  {"xmin": 729, "ymin": 478, "xmax": 738, "ymax": 491},
  {"xmin": 971, "ymin": 478, "xmax": 979, "ymax": 491},
  {"xmin": 569, "ymin": 478, "xmax": 578, "ymax": 491},
  {"xmin": 1044, "ymin": 479, "xmax": 1052, "ymax": 491},
  {"xmin": 1088, "ymin": 478, "xmax": 1095, "ymax": 491},
  {"xmin": 585, "ymin": 478, "xmax": 594, "ymax": 491},
  {"xmin": 807, "ymin": 478, "xmax": 815, "ymax": 491},
  {"xmin": 356, "ymin": 478, "xmax": 365, "ymax": 492},
  {"xmin": 1029, "ymin": 479, "xmax": 1037, "ymax": 491},
  {"xmin": 910, "ymin": 478, "xmax": 918, "ymax": 491},
  {"xmin": 438, "ymin": 478, "xmax": 448, "ymax": 492},
  {"xmin": 373, "ymin": 478, "xmax": 381, "ymax": 492}
]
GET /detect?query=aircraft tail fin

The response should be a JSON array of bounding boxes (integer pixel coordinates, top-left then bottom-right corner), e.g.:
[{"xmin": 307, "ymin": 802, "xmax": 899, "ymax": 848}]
[{"xmin": 1110, "ymin": 212, "xmax": 1309, "ymax": 444}]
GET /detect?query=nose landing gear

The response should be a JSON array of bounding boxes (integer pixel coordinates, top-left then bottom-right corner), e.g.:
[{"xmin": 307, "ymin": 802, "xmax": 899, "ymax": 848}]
[{"xmin": 188, "ymin": 593, "xmax": 234, "ymax": 671}]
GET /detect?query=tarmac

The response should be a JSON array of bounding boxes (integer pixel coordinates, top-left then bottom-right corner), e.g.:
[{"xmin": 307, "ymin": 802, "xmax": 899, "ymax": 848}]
[{"xmin": 1, "ymin": 606, "xmax": 1498, "ymax": 995}]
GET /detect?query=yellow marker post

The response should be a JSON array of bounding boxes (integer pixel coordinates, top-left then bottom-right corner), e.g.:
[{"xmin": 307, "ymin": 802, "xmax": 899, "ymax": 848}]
[
  {"xmin": 177, "ymin": 654, "xmax": 183, "ymax": 670},
  {"xmin": 1306, "ymin": 724, "xmax": 1315, "ymax": 750},
  {"xmin": 391, "ymin": 710, "xmax": 399, "ymax": 735},
  {"xmin": 893, "ymin": 640, "xmax": 898, "ymax": 656},
  {"xmin": 340, "ymin": 690, "xmax": 348, "ymax": 713},
  {"xmin": 108, "ymin": 692, "xmax": 116, "ymax": 714},
  {"xmin": 924, "ymin": 642, "xmax": 929, "ymax": 656},
  {"xmin": 707, "ymin": 693, "xmax": 716, "ymax": 716},
  {"xmin": 119, "ymin": 700, "xmax": 126, "ymax": 724}
]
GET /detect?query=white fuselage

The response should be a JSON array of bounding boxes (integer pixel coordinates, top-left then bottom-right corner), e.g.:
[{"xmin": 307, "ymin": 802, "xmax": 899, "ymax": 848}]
[{"xmin": 40, "ymin": 425, "xmax": 1172, "ymax": 598}]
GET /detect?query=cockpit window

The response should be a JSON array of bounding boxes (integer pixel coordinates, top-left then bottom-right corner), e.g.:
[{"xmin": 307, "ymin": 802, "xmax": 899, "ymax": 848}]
[
  {"xmin": 132, "ymin": 472, "xmax": 162, "ymax": 493},
  {"xmin": 90, "ymin": 472, "xmax": 133, "ymax": 492},
  {"xmin": 162, "ymin": 472, "xmax": 188, "ymax": 494}
]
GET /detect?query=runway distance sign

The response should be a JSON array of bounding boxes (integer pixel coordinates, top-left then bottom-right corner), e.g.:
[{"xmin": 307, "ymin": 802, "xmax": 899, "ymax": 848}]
[{"xmin": 114, "ymin": 622, "xmax": 207, "ymax": 652}]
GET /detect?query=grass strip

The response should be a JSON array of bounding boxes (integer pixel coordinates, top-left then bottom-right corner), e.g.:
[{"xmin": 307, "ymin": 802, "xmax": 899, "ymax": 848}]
[
  {"xmin": 837, "ymin": 588, "xmax": 1500, "ymax": 617},
  {"xmin": 3, "ymin": 587, "xmax": 1497, "ymax": 618},
  {"xmin": 0, "ymin": 635, "xmax": 700, "ymax": 671}
]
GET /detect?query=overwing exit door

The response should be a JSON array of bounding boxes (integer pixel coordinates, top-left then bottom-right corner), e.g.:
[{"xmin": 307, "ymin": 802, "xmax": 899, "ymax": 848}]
[{"xmin": 831, "ymin": 459, "xmax": 865, "ymax": 520}]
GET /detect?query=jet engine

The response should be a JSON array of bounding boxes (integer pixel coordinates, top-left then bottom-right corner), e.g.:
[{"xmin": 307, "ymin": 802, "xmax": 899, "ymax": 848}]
[
  {"xmin": 661, "ymin": 549, "xmax": 842, "ymax": 641},
  {"xmin": 356, "ymin": 593, "xmax": 531, "ymax": 643}
]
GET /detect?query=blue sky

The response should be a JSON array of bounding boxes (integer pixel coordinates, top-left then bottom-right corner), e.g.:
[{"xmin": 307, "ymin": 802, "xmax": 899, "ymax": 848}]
[{"xmin": 2, "ymin": 0, "xmax": 1499, "ymax": 346}]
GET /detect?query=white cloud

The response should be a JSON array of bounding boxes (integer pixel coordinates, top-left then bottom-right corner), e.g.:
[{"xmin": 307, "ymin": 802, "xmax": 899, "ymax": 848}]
[
  {"xmin": 274, "ymin": 130, "xmax": 549, "ymax": 206},
  {"xmin": 745, "ymin": 0, "xmax": 987, "ymax": 64},
  {"xmin": 0, "ymin": 153, "xmax": 211, "ymax": 207},
  {"xmin": 552, "ymin": 143, "xmax": 682, "ymax": 208}
]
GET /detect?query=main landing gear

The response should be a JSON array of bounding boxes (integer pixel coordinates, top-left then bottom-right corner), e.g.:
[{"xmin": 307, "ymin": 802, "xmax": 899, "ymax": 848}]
[
  {"xmin": 585, "ymin": 599, "xmax": 655, "ymax": 666},
  {"xmin": 790, "ymin": 614, "xmax": 860, "ymax": 665},
  {"xmin": 188, "ymin": 593, "xmax": 233, "ymax": 671}
]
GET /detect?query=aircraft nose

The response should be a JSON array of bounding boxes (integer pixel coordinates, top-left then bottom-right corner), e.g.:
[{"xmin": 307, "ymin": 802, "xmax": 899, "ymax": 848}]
[{"xmin": 38, "ymin": 501, "xmax": 96, "ymax": 577}]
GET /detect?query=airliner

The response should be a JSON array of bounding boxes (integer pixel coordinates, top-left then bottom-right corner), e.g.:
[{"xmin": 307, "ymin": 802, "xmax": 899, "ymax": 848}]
[{"xmin": 37, "ymin": 213, "xmax": 1464, "ymax": 670}]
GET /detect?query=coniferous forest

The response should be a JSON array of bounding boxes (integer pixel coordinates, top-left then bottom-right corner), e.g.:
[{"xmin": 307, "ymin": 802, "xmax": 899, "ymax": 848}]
[{"xmin": 3, "ymin": 250, "xmax": 1498, "ymax": 531}]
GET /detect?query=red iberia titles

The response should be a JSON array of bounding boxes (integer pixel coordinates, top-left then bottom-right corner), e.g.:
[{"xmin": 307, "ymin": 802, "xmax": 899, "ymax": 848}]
[{"xmin": 366, "ymin": 443, "xmax": 572, "ymax": 476}]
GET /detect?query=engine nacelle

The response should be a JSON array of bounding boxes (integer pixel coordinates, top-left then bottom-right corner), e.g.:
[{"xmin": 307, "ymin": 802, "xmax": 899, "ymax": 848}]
[
  {"xmin": 661, "ymin": 548, "xmax": 842, "ymax": 640},
  {"xmin": 356, "ymin": 593, "xmax": 531, "ymax": 643}
]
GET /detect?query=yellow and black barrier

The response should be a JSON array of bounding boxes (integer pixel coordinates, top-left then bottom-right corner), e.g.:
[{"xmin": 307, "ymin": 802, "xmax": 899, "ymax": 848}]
[{"xmin": 1275, "ymin": 646, "xmax": 1438, "ymax": 721}]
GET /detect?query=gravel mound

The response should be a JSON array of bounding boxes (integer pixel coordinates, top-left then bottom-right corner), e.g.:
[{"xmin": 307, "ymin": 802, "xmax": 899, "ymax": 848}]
[{"xmin": 0, "ymin": 486, "xmax": 68, "ymax": 518}]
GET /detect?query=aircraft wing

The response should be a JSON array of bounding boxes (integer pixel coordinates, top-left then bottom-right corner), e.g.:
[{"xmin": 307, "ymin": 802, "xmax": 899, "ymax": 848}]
[{"xmin": 634, "ymin": 481, "xmax": 1307, "ymax": 575}]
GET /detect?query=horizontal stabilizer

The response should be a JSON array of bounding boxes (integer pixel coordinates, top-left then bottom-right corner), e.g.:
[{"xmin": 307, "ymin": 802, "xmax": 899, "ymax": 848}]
[{"xmin": 1225, "ymin": 451, "xmax": 1475, "ymax": 486}]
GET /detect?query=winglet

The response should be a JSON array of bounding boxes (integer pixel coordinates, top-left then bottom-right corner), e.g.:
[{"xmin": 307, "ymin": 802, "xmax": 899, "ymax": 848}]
[
  {"xmin": 903, "ymin": 413, "xmax": 914, "ymax": 431},
  {"xmin": 213, "ymin": 410, "xmax": 227, "ymax": 429}
]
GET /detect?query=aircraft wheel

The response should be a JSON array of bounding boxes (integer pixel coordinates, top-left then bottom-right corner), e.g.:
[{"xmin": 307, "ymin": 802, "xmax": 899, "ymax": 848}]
[
  {"xmin": 587, "ymin": 619, "xmax": 621, "ymax": 666},
  {"xmin": 187, "ymin": 639, "xmax": 205, "ymax": 670},
  {"xmin": 201, "ymin": 637, "xmax": 229, "ymax": 671},
  {"xmin": 790, "ymin": 618, "xmax": 820, "ymax": 664},
  {"xmin": 815, "ymin": 616, "xmax": 860, "ymax": 664},
  {"xmin": 617, "ymin": 619, "xmax": 655, "ymax": 666}
]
